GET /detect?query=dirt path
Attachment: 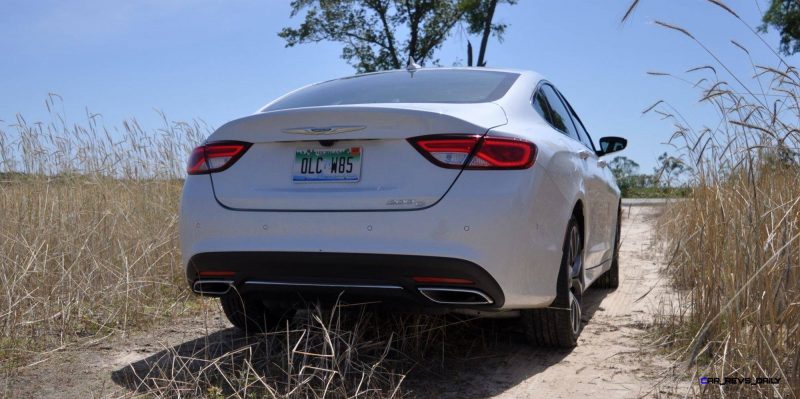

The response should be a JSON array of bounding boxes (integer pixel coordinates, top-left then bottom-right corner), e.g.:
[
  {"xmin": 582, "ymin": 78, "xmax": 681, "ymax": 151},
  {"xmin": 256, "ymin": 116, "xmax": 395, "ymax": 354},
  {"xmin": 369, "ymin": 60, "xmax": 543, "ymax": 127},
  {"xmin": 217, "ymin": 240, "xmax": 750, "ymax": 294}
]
[
  {"xmin": 3, "ymin": 204, "xmax": 680, "ymax": 398},
  {"xmin": 482, "ymin": 203, "xmax": 679, "ymax": 398}
]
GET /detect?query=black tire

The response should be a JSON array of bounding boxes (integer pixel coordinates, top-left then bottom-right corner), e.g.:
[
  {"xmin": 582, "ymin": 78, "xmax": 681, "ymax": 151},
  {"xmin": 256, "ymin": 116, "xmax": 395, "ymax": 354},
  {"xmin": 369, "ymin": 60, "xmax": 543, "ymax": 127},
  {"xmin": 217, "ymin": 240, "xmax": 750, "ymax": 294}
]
[
  {"xmin": 522, "ymin": 217, "xmax": 584, "ymax": 348},
  {"xmin": 220, "ymin": 292, "xmax": 294, "ymax": 334},
  {"xmin": 595, "ymin": 207, "xmax": 621, "ymax": 289}
]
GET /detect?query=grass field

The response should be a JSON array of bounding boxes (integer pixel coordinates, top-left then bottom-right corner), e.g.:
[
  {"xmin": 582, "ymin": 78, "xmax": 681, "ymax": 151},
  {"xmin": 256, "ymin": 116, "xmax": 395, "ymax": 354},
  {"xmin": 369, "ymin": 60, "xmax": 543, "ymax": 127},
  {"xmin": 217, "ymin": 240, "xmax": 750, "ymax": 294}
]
[
  {"xmin": 0, "ymin": 99, "xmax": 206, "ymax": 370},
  {"xmin": 623, "ymin": 186, "xmax": 691, "ymax": 199}
]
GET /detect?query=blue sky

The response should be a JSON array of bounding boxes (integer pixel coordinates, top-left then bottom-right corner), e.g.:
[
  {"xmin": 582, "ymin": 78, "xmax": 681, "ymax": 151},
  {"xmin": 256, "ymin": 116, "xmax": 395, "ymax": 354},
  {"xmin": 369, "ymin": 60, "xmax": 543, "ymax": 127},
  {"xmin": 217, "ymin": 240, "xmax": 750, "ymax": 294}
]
[{"xmin": 1, "ymin": 0, "xmax": 795, "ymax": 172}]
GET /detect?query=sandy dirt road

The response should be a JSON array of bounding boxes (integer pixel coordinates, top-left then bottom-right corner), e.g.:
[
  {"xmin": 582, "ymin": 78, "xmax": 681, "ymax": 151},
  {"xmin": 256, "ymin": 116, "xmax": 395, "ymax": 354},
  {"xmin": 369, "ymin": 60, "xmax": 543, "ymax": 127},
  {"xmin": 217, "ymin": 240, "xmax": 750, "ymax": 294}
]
[
  {"xmin": 481, "ymin": 203, "xmax": 680, "ymax": 398},
  {"xmin": 3, "ymin": 204, "xmax": 682, "ymax": 398}
]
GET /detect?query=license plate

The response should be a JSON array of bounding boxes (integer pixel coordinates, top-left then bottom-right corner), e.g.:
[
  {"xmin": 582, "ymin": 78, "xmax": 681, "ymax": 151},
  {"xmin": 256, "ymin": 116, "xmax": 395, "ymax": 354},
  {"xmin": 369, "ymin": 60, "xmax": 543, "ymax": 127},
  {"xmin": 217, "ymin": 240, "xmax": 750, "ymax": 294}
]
[{"xmin": 293, "ymin": 147, "xmax": 362, "ymax": 182}]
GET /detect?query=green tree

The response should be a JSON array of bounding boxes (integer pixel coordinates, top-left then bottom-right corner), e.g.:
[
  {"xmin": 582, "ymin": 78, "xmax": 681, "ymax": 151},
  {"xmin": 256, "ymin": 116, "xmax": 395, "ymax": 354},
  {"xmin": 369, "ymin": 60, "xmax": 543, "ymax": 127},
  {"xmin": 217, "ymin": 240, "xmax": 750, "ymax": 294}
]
[
  {"xmin": 279, "ymin": 0, "xmax": 515, "ymax": 73},
  {"xmin": 462, "ymin": 0, "xmax": 518, "ymax": 66},
  {"xmin": 654, "ymin": 152, "xmax": 690, "ymax": 188},
  {"xmin": 760, "ymin": 0, "xmax": 800, "ymax": 55},
  {"xmin": 608, "ymin": 155, "xmax": 640, "ymax": 181},
  {"xmin": 608, "ymin": 156, "xmax": 642, "ymax": 196}
]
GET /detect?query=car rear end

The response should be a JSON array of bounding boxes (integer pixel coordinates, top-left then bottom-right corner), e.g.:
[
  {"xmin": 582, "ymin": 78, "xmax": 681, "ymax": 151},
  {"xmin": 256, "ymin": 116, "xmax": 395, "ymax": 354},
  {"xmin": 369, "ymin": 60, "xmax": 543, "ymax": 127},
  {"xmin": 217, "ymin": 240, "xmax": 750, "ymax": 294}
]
[{"xmin": 179, "ymin": 69, "xmax": 567, "ymax": 312}]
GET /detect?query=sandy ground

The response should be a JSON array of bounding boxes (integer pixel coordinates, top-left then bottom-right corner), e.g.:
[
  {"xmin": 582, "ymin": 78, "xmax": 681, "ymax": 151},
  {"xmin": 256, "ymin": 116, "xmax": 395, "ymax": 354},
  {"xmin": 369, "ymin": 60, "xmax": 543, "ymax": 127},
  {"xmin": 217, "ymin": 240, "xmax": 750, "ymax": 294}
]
[
  {"xmin": 483, "ymin": 203, "xmax": 682, "ymax": 398},
  {"xmin": 3, "ymin": 204, "xmax": 684, "ymax": 398}
]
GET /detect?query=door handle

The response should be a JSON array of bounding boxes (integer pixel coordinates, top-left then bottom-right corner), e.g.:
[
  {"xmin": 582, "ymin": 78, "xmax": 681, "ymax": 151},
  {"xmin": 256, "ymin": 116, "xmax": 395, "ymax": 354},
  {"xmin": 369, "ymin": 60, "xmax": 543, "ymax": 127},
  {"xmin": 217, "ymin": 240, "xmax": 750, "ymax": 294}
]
[
  {"xmin": 597, "ymin": 159, "xmax": 608, "ymax": 168},
  {"xmin": 577, "ymin": 150, "xmax": 592, "ymax": 160}
]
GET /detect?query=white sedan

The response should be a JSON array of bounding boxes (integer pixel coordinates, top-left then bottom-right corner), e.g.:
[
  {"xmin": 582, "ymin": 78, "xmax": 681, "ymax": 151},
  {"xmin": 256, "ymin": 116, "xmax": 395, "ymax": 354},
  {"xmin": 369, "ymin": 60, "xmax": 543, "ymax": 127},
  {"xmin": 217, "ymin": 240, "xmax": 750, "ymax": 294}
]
[{"xmin": 180, "ymin": 67, "xmax": 627, "ymax": 347}]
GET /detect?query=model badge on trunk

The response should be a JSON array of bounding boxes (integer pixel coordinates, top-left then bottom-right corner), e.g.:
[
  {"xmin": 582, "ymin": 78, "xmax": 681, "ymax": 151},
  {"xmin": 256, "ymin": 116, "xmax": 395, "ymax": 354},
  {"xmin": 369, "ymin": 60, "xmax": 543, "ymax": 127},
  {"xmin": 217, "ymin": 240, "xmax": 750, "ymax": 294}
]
[
  {"xmin": 282, "ymin": 126, "xmax": 366, "ymax": 135},
  {"xmin": 386, "ymin": 199, "xmax": 426, "ymax": 206}
]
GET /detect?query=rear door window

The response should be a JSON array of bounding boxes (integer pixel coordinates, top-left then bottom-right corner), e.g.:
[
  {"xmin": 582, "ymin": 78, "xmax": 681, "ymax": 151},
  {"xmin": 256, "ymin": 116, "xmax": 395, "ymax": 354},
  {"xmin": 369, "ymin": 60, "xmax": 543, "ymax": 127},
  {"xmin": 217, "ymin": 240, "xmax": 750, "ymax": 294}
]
[
  {"xmin": 532, "ymin": 89, "xmax": 555, "ymax": 124},
  {"xmin": 539, "ymin": 84, "xmax": 580, "ymax": 142},
  {"xmin": 557, "ymin": 90, "xmax": 596, "ymax": 151}
]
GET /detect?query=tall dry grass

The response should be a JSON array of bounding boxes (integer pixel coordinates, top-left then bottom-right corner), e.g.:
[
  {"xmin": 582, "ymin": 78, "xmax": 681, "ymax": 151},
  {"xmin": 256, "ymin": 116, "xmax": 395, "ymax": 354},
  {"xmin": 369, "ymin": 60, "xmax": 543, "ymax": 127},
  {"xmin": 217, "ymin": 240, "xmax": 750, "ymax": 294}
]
[
  {"xmin": 113, "ymin": 304, "xmax": 498, "ymax": 398},
  {"xmin": 632, "ymin": 1, "xmax": 800, "ymax": 397},
  {"xmin": 0, "ymin": 95, "xmax": 207, "ymax": 369}
]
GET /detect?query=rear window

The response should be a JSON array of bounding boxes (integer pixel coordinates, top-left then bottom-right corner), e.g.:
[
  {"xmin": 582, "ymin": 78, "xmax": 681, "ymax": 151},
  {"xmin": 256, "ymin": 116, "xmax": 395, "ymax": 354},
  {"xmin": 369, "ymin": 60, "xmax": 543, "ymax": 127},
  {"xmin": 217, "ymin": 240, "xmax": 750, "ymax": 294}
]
[{"xmin": 264, "ymin": 70, "xmax": 520, "ymax": 111}]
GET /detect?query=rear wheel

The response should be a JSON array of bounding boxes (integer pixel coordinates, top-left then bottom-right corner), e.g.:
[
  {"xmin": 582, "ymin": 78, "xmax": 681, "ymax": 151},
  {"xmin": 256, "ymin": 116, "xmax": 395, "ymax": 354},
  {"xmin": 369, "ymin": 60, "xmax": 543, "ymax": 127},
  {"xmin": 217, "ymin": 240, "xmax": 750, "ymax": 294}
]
[
  {"xmin": 220, "ymin": 292, "xmax": 294, "ymax": 334},
  {"xmin": 522, "ymin": 217, "xmax": 584, "ymax": 348},
  {"xmin": 595, "ymin": 207, "xmax": 621, "ymax": 289}
]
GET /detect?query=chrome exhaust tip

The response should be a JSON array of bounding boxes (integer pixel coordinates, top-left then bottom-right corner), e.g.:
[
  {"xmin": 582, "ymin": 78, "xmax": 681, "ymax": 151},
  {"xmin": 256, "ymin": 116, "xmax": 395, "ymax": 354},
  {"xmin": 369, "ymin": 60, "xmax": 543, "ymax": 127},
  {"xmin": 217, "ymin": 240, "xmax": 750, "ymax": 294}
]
[
  {"xmin": 418, "ymin": 287, "xmax": 493, "ymax": 305},
  {"xmin": 192, "ymin": 279, "xmax": 233, "ymax": 296}
]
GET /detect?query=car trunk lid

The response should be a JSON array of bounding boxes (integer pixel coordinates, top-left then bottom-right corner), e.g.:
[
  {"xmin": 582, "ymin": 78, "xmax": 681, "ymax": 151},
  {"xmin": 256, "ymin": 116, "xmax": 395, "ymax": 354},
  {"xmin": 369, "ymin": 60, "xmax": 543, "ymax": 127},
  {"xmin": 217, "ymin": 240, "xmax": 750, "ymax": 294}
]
[{"xmin": 206, "ymin": 103, "xmax": 507, "ymax": 211}]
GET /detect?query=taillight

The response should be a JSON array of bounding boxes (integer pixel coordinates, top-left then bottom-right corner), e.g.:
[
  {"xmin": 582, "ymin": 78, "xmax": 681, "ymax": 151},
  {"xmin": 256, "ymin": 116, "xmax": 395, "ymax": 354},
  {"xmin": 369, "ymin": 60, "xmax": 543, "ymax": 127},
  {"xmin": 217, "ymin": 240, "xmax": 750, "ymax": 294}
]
[
  {"xmin": 187, "ymin": 141, "xmax": 251, "ymax": 175},
  {"xmin": 408, "ymin": 135, "xmax": 536, "ymax": 170},
  {"xmin": 469, "ymin": 137, "xmax": 537, "ymax": 169},
  {"xmin": 409, "ymin": 135, "xmax": 481, "ymax": 168}
]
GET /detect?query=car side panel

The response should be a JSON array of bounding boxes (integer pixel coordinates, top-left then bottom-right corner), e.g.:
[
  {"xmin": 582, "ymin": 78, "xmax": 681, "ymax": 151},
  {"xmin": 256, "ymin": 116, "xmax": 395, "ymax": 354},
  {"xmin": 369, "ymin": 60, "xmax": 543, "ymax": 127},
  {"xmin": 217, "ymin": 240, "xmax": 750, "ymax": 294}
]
[
  {"xmin": 578, "ymin": 146, "xmax": 611, "ymax": 272},
  {"xmin": 483, "ymin": 123, "xmax": 588, "ymax": 295},
  {"xmin": 495, "ymin": 75, "xmax": 621, "ymax": 290},
  {"xmin": 587, "ymin": 161, "xmax": 622, "ymax": 284}
]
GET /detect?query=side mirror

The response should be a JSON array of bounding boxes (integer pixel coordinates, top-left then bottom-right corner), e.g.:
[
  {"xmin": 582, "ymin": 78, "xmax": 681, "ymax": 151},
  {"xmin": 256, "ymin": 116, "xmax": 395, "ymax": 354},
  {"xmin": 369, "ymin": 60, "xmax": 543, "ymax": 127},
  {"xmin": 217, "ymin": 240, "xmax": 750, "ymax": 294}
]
[{"xmin": 597, "ymin": 136, "xmax": 627, "ymax": 156}]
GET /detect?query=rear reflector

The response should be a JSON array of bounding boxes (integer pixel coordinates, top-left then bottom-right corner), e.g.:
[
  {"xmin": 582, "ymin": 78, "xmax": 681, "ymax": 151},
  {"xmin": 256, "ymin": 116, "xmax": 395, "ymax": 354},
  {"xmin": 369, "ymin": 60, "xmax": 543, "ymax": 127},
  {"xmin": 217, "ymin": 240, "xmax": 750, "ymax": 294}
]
[
  {"xmin": 187, "ymin": 141, "xmax": 251, "ymax": 175},
  {"xmin": 408, "ymin": 135, "xmax": 536, "ymax": 170},
  {"xmin": 198, "ymin": 271, "xmax": 236, "ymax": 277},
  {"xmin": 412, "ymin": 276, "xmax": 474, "ymax": 285}
]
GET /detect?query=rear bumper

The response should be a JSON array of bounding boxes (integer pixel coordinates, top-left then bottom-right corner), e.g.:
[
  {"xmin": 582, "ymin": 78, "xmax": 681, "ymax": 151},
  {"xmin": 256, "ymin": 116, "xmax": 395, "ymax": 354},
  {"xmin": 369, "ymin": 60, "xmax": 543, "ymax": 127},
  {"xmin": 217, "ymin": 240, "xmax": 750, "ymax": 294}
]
[
  {"xmin": 187, "ymin": 251, "xmax": 504, "ymax": 309},
  {"xmin": 180, "ymin": 168, "xmax": 572, "ymax": 310}
]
